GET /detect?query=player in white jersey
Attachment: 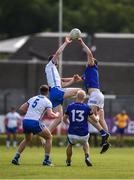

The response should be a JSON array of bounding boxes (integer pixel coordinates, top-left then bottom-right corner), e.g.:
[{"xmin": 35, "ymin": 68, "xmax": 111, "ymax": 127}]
[
  {"xmin": 4, "ymin": 107, "xmax": 21, "ymax": 148},
  {"xmin": 12, "ymin": 85, "xmax": 59, "ymax": 166},
  {"xmin": 45, "ymin": 36, "xmax": 80, "ymax": 132}
]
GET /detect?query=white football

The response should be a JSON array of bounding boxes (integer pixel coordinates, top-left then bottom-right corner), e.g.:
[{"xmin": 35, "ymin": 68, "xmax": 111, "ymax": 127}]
[{"xmin": 70, "ymin": 28, "xmax": 81, "ymax": 40}]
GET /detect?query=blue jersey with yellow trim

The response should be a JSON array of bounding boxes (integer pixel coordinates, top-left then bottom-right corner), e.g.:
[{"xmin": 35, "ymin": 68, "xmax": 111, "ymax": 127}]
[{"xmin": 65, "ymin": 102, "xmax": 93, "ymax": 136}]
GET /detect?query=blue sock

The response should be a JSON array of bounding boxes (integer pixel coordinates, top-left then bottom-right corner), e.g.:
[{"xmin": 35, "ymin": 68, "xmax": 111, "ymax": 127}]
[
  {"xmin": 14, "ymin": 152, "xmax": 20, "ymax": 160},
  {"xmin": 85, "ymin": 153, "xmax": 89, "ymax": 159},
  {"xmin": 45, "ymin": 154, "xmax": 49, "ymax": 161},
  {"xmin": 100, "ymin": 129, "xmax": 107, "ymax": 136}
]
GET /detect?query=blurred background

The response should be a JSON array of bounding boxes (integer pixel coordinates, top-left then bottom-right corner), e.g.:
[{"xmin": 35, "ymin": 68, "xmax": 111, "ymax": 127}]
[{"xmin": 0, "ymin": 0, "xmax": 134, "ymax": 146}]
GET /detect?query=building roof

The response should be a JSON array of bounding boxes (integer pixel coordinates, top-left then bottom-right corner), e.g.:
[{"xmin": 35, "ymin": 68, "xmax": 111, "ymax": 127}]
[
  {"xmin": 10, "ymin": 32, "xmax": 88, "ymax": 61},
  {"xmin": 0, "ymin": 36, "xmax": 29, "ymax": 53}
]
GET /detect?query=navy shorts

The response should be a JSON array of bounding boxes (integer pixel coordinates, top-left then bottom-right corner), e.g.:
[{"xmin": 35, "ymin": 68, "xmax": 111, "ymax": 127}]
[
  {"xmin": 49, "ymin": 86, "xmax": 65, "ymax": 108},
  {"xmin": 23, "ymin": 119, "xmax": 46, "ymax": 135},
  {"xmin": 6, "ymin": 127, "xmax": 17, "ymax": 134},
  {"xmin": 117, "ymin": 127, "xmax": 125, "ymax": 135}
]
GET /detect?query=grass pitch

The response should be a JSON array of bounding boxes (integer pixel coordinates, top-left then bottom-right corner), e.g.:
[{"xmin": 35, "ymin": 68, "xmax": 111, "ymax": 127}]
[{"xmin": 0, "ymin": 146, "xmax": 134, "ymax": 179}]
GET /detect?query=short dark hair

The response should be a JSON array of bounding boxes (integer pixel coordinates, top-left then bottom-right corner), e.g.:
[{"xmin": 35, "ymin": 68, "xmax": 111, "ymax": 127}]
[
  {"xmin": 39, "ymin": 85, "xmax": 49, "ymax": 95},
  {"xmin": 48, "ymin": 55, "xmax": 54, "ymax": 62},
  {"xmin": 11, "ymin": 107, "xmax": 15, "ymax": 111}
]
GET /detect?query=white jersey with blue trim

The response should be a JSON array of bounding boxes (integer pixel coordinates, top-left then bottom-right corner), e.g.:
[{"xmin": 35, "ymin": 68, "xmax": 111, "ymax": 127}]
[
  {"xmin": 24, "ymin": 95, "xmax": 52, "ymax": 121},
  {"xmin": 45, "ymin": 60, "xmax": 61, "ymax": 88},
  {"xmin": 6, "ymin": 112, "xmax": 21, "ymax": 128}
]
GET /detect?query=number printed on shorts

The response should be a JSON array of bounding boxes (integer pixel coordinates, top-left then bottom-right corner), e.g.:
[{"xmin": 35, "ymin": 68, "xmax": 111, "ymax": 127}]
[
  {"xmin": 32, "ymin": 98, "xmax": 40, "ymax": 108},
  {"xmin": 71, "ymin": 109, "xmax": 84, "ymax": 122}
]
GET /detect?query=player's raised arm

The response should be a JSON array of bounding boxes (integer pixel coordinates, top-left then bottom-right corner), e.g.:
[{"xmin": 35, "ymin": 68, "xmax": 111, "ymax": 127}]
[
  {"xmin": 61, "ymin": 74, "xmax": 82, "ymax": 82},
  {"xmin": 79, "ymin": 38, "xmax": 95, "ymax": 66},
  {"xmin": 52, "ymin": 36, "xmax": 72, "ymax": 64},
  {"xmin": 61, "ymin": 74, "xmax": 82, "ymax": 87}
]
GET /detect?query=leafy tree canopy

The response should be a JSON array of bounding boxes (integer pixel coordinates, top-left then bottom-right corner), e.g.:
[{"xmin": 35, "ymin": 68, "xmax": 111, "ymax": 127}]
[{"xmin": 0, "ymin": 0, "xmax": 133, "ymax": 39}]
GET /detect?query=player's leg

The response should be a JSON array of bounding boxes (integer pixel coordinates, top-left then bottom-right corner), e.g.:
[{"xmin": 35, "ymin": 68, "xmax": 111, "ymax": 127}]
[
  {"xmin": 96, "ymin": 107, "xmax": 111, "ymax": 153},
  {"xmin": 88, "ymin": 116, "xmax": 108, "ymax": 138},
  {"xmin": 88, "ymin": 90, "xmax": 109, "ymax": 132},
  {"xmin": 63, "ymin": 88, "xmax": 80, "ymax": 99},
  {"xmin": 12, "ymin": 133, "xmax": 33, "ymax": 165},
  {"xmin": 48, "ymin": 87, "xmax": 80, "ymax": 133},
  {"xmin": 116, "ymin": 127, "xmax": 120, "ymax": 147},
  {"xmin": 48, "ymin": 104, "xmax": 63, "ymax": 133},
  {"xmin": 12, "ymin": 128, "xmax": 17, "ymax": 148},
  {"xmin": 39, "ymin": 127, "xmax": 53, "ymax": 166},
  {"xmin": 120, "ymin": 135, "xmax": 123, "ymax": 147},
  {"xmin": 88, "ymin": 116, "xmax": 110, "ymax": 153},
  {"xmin": 40, "ymin": 136, "xmax": 46, "ymax": 148},
  {"xmin": 66, "ymin": 135, "xmax": 77, "ymax": 166},
  {"xmin": 6, "ymin": 132, "xmax": 11, "ymax": 148},
  {"xmin": 66, "ymin": 143, "xmax": 73, "ymax": 166},
  {"xmin": 83, "ymin": 142, "xmax": 92, "ymax": 166},
  {"xmin": 88, "ymin": 91, "xmax": 110, "ymax": 147},
  {"xmin": 119, "ymin": 129, "xmax": 124, "ymax": 147},
  {"xmin": 12, "ymin": 133, "xmax": 17, "ymax": 148},
  {"xmin": 98, "ymin": 108, "xmax": 108, "ymax": 132}
]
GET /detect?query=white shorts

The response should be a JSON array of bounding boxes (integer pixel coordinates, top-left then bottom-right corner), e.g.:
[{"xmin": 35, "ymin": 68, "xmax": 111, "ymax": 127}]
[
  {"xmin": 67, "ymin": 134, "xmax": 89, "ymax": 145},
  {"xmin": 88, "ymin": 89, "xmax": 104, "ymax": 109}
]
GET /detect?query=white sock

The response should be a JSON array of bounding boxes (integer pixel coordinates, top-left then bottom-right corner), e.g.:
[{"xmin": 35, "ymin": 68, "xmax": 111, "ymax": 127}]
[
  {"xmin": 6, "ymin": 140, "xmax": 10, "ymax": 148},
  {"xmin": 13, "ymin": 141, "xmax": 17, "ymax": 148}
]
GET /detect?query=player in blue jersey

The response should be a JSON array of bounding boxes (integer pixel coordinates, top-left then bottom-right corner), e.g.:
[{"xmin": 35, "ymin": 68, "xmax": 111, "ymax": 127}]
[
  {"xmin": 45, "ymin": 37, "xmax": 80, "ymax": 133},
  {"xmin": 11, "ymin": 85, "xmax": 59, "ymax": 166},
  {"xmin": 63, "ymin": 90, "xmax": 110, "ymax": 166},
  {"xmin": 76, "ymin": 38, "xmax": 109, "ymax": 133}
]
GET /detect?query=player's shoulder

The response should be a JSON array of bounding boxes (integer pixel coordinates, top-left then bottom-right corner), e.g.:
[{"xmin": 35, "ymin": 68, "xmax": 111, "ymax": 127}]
[
  {"xmin": 43, "ymin": 96, "xmax": 52, "ymax": 106},
  {"xmin": 82, "ymin": 103, "xmax": 92, "ymax": 112},
  {"xmin": 46, "ymin": 60, "xmax": 54, "ymax": 67},
  {"xmin": 28, "ymin": 95, "xmax": 39, "ymax": 104},
  {"xmin": 44, "ymin": 96, "xmax": 51, "ymax": 103},
  {"xmin": 29, "ymin": 95, "xmax": 37, "ymax": 100},
  {"xmin": 14, "ymin": 112, "xmax": 19, "ymax": 115},
  {"xmin": 68, "ymin": 102, "xmax": 76, "ymax": 107},
  {"xmin": 125, "ymin": 114, "xmax": 129, "ymax": 119},
  {"xmin": 80, "ymin": 103, "xmax": 90, "ymax": 108},
  {"xmin": 66, "ymin": 102, "xmax": 75, "ymax": 110},
  {"xmin": 6, "ymin": 112, "xmax": 11, "ymax": 116},
  {"xmin": 37, "ymin": 95, "xmax": 51, "ymax": 103}
]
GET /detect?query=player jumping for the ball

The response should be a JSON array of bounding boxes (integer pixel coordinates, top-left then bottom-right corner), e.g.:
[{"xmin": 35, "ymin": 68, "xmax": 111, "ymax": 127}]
[
  {"xmin": 75, "ymin": 37, "xmax": 110, "ymax": 152},
  {"xmin": 45, "ymin": 36, "xmax": 80, "ymax": 133}
]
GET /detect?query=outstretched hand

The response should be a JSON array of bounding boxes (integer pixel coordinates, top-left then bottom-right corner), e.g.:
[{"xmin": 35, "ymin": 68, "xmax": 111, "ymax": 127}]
[
  {"xmin": 73, "ymin": 74, "xmax": 82, "ymax": 82},
  {"xmin": 78, "ymin": 37, "xmax": 84, "ymax": 44},
  {"xmin": 65, "ymin": 36, "xmax": 72, "ymax": 44}
]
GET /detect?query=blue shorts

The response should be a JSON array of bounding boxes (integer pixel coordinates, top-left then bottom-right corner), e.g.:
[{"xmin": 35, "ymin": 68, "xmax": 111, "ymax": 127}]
[
  {"xmin": 49, "ymin": 86, "xmax": 65, "ymax": 108},
  {"xmin": 117, "ymin": 127, "xmax": 125, "ymax": 135},
  {"xmin": 6, "ymin": 127, "xmax": 17, "ymax": 134},
  {"xmin": 23, "ymin": 119, "xmax": 45, "ymax": 135}
]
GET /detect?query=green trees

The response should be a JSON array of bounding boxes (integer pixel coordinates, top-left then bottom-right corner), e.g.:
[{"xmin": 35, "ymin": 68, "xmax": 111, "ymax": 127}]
[{"xmin": 0, "ymin": 0, "xmax": 133, "ymax": 39}]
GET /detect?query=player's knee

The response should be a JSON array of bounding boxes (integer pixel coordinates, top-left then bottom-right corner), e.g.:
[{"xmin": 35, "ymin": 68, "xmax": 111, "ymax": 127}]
[
  {"xmin": 25, "ymin": 138, "xmax": 31, "ymax": 143},
  {"xmin": 94, "ymin": 118, "xmax": 99, "ymax": 124},
  {"xmin": 46, "ymin": 133, "xmax": 53, "ymax": 140}
]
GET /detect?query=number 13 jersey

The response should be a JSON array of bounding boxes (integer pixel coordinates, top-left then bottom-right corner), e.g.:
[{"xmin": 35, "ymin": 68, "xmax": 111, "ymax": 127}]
[{"xmin": 65, "ymin": 102, "xmax": 93, "ymax": 136}]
